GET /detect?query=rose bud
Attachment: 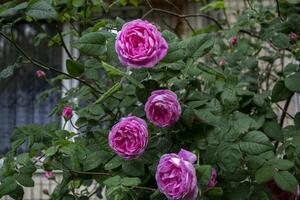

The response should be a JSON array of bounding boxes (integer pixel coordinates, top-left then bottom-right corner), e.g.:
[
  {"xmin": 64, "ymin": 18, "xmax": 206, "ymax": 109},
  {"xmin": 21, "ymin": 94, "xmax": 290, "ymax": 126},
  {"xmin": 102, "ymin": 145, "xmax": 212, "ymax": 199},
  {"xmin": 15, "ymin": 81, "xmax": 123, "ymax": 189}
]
[
  {"xmin": 145, "ymin": 89, "xmax": 181, "ymax": 128},
  {"xmin": 156, "ymin": 149, "xmax": 198, "ymax": 200},
  {"xmin": 108, "ymin": 116, "xmax": 148, "ymax": 159},
  {"xmin": 230, "ymin": 36, "xmax": 238, "ymax": 46},
  {"xmin": 207, "ymin": 168, "xmax": 218, "ymax": 188},
  {"xmin": 44, "ymin": 171, "xmax": 55, "ymax": 180},
  {"xmin": 62, "ymin": 106, "xmax": 73, "ymax": 120},
  {"xmin": 115, "ymin": 19, "xmax": 168, "ymax": 68},
  {"xmin": 219, "ymin": 58, "xmax": 226, "ymax": 66},
  {"xmin": 289, "ymin": 32, "xmax": 298, "ymax": 42},
  {"xmin": 42, "ymin": 189, "xmax": 49, "ymax": 195},
  {"xmin": 36, "ymin": 70, "xmax": 46, "ymax": 78}
]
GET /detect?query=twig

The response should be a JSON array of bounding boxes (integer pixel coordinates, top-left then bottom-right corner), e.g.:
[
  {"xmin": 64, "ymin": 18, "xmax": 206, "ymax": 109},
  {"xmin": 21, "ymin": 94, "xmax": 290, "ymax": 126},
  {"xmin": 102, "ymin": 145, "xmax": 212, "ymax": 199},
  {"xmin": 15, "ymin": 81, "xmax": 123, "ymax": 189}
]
[
  {"xmin": 58, "ymin": 31, "xmax": 74, "ymax": 60},
  {"xmin": 280, "ymin": 94, "xmax": 293, "ymax": 127},
  {"xmin": 142, "ymin": 7, "xmax": 223, "ymax": 30},
  {"xmin": 275, "ymin": 0, "xmax": 283, "ymax": 21},
  {"xmin": 164, "ymin": 0, "xmax": 196, "ymax": 34},
  {"xmin": 275, "ymin": 103, "xmax": 294, "ymax": 120},
  {"xmin": 0, "ymin": 31, "xmax": 101, "ymax": 96}
]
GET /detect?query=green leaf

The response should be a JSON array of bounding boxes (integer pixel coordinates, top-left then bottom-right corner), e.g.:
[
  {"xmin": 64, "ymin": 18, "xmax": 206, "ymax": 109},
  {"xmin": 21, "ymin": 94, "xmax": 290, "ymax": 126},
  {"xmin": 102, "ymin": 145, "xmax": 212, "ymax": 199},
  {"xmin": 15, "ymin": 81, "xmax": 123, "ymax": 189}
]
[
  {"xmin": 66, "ymin": 59, "xmax": 85, "ymax": 77},
  {"xmin": 255, "ymin": 166, "xmax": 274, "ymax": 184},
  {"xmin": 16, "ymin": 174, "xmax": 34, "ymax": 187},
  {"xmin": 121, "ymin": 177, "xmax": 141, "ymax": 187},
  {"xmin": 101, "ymin": 62, "xmax": 144, "ymax": 88},
  {"xmin": 267, "ymin": 158, "xmax": 294, "ymax": 170},
  {"xmin": 200, "ymin": 0, "xmax": 225, "ymax": 12},
  {"xmin": 0, "ymin": 177, "xmax": 18, "ymax": 197},
  {"xmin": 240, "ymin": 131, "xmax": 273, "ymax": 155},
  {"xmin": 95, "ymin": 82, "xmax": 122, "ymax": 104},
  {"xmin": 284, "ymin": 72, "xmax": 300, "ymax": 92},
  {"xmin": 193, "ymin": 109, "xmax": 219, "ymax": 126},
  {"xmin": 274, "ymin": 171, "xmax": 297, "ymax": 193},
  {"xmin": 101, "ymin": 61, "xmax": 123, "ymax": 76},
  {"xmin": 0, "ymin": 65, "xmax": 15, "ymax": 80},
  {"xmin": 26, "ymin": 1, "xmax": 58, "ymax": 19},
  {"xmin": 187, "ymin": 34, "xmax": 214, "ymax": 58},
  {"xmin": 72, "ymin": 0, "xmax": 85, "ymax": 7},
  {"xmin": 284, "ymin": 63, "xmax": 298, "ymax": 76},
  {"xmin": 195, "ymin": 165, "xmax": 212, "ymax": 185},
  {"xmin": 73, "ymin": 32, "xmax": 107, "ymax": 56},
  {"xmin": 272, "ymin": 81, "xmax": 293, "ymax": 102},
  {"xmin": 83, "ymin": 151, "xmax": 112, "ymax": 171},
  {"xmin": 122, "ymin": 160, "xmax": 145, "ymax": 176},
  {"xmin": 253, "ymin": 94, "xmax": 264, "ymax": 107},
  {"xmin": 263, "ymin": 121, "xmax": 284, "ymax": 141},
  {"xmin": 136, "ymin": 80, "xmax": 160, "ymax": 103},
  {"xmin": 0, "ymin": 2, "xmax": 28, "ymax": 17},
  {"xmin": 104, "ymin": 156, "xmax": 123, "ymax": 170},
  {"xmin": 150, "ymin": 190, "xmax": 165, "ymax": 200},
  {"xmin": 271, "ymin": 33, "xmax": 290, "ymax": 49},
  {"xmin": 104, "ymin": 176, "xmax": 121, "ymax": 187},
  {"xmin": 287, "ymin": 0, "xmax": 300, "ymax": 4},
  {"xmin": 206, "ymin": 187, "xmax": 223, "ymax": 197}
]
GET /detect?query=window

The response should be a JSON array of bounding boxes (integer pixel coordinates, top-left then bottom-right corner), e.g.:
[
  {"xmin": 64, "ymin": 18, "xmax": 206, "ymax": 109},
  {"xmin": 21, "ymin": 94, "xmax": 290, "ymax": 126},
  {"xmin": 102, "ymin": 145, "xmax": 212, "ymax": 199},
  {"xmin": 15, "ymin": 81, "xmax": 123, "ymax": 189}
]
[{"xmin": 0, "ymin": 23, "xmax": 62, "ymax": 155}]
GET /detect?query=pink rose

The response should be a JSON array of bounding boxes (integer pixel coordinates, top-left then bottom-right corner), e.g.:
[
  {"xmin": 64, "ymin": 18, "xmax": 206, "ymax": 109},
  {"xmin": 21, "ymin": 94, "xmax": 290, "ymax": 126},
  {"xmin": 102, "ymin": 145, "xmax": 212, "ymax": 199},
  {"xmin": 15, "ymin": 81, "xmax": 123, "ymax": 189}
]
[
  {"xmin": 145, "ymin": 89, "xmax": 181, "ymax": 128},
  {"xmin": 108, "ymin": 116, "xmax": 148, "ymax": 159},
  {"xmin": 156, "ymin": 149, "xmax": 198, "ymax": 200},
  {"xmin": 36, "ymin": 70, "xmax": 46, "ymax": 78},
  {"xmin": 44, "ymin": 171, "xmax": 54, "ymax": 179},
  {"xmin": 230, "ymin": 36, "xmax": 238, "ymax": 45},
  {"xmin": 115, "ymin": 19, "xmax": 168, "ymax": 68},
  {"xmin": 207, "ymin": 168, "xmax": 217, "ymax": 188},
  {"xmin": 62, "ymin": 106, "xmax": 73, "ymax": 120}
]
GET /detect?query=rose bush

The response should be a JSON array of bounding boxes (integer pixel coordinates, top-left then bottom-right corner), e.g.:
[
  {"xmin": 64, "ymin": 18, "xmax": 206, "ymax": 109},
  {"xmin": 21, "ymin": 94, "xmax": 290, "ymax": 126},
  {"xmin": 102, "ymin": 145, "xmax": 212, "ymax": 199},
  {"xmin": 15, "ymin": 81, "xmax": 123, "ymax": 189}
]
[{"xmin": 1, "ymin": 0, "xmax": 300, "ymax": 200}]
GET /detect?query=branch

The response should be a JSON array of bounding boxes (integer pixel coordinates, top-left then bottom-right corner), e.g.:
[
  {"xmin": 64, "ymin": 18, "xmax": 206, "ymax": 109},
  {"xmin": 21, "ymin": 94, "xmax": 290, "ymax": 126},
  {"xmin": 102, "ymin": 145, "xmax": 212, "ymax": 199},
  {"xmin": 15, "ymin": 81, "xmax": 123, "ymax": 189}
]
[
  {"xmin": 280, "ymin": 94, "xmax": 294, "ymax": 127},
  {"xmin": 58, "ymin": 31, "xmax": 74, "ymax": 60},
  {"xmin": 142, "ymin": 6, "xmax": 223, "ymax": 30},
  {"xmin": 0, "ymin": 31, "xmax": 101, "ymax": 96}
]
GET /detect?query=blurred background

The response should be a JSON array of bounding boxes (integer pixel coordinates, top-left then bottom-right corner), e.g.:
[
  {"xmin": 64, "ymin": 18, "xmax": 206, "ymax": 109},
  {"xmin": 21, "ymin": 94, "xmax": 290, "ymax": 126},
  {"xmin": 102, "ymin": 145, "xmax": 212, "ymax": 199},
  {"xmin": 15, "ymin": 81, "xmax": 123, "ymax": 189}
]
[{"xmin": 0, "ymin": 0, "xmax": 297, "ymax": 199}]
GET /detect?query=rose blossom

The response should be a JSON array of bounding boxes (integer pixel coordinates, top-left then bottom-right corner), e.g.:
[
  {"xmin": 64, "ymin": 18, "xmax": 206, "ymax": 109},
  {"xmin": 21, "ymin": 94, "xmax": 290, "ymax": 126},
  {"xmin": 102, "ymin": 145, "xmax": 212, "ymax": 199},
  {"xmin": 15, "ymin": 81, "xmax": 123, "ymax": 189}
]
[
  {"xmin": 156, "ymin": 149, "xmax": 198, "ymax": 200},
  {"xmin": 115, "ymin": 19, "xmax": 168, "ymax": 68},
  {"xmin": 289, "ymin": 32, "xmax": 298, "ymax": 42},
  {"xmin": 44, "ymin": 171, "xmax": 54, "ymax": 179},
  {"xmin": 267, "ymin": 181, "xmax": 300, "ymax": 200},
  {"xmin": 145, "ymin": 89, "xmax": 181, "ymax": 128},
  {"xmin": 62, "ymin": 106, "xmax": 73, "ymax": 120},
  {"xmin": 207, "ymin": 168, "xmax": 217, "ymax": 188},
  {"xmin": 36, "ymin": 70, "xmax": 46, "ymax": 78},
  {"xmin": 108, "ymin": 116, "xmax": 148, "ymax": 159},
  {"xmin": 230, "ymin": 36, "xmax": 238, "ymax": 45}
]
